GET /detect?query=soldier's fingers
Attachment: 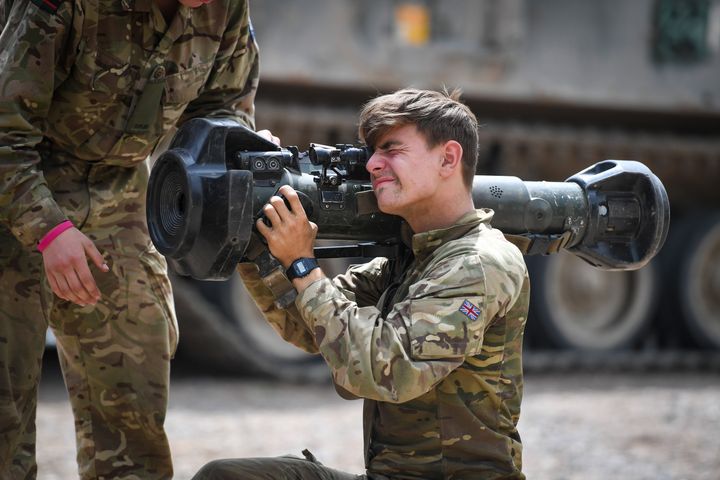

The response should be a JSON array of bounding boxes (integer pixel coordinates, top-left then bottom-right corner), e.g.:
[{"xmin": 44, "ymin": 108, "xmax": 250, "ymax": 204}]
[
  {"xmin": 74, "ymin": 261, "xmax": 101, "ymax": 302},
  {"xmin": 268, "ymin": 195, "xmax": 292, "ymax": 221},
  {"xmin": 51, "ymin": 273, "xmax": 75, "ymax": 303},
  {"xmin": 256, "ymin": 129, "xmax": 281, "ymax": 146},
  {"xmin": 83, "ymin": 241, "xmax": 109, "ymax": 273},
  {"xmin": 263, "ymin": 202, "xmax": 283, "ymax": 226},
  {"xmin": 277, "ymin": 185, "xmax": 295, "ymax": 199},
  {"xmin": 281, "ymin": 187, "xmax": 307, "ymax": 219},
  {"xmin": 256, "ymin": 217, "xmax": 272, "ymax": 239},
  {"xmin": 47, "ymin": 275, "xmax": 68, "ymax": 302},
  {"xmin": 63, "ymin": 270, "xmax": 94, "ymax": 305}
]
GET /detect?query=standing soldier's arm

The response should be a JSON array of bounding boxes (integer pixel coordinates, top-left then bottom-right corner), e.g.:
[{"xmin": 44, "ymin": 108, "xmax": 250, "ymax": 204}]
[
  {"xmin": 0, "ymin": 0, "xmax": 79, "ymax": 248},
  {"xmin": 0, "ymin": 1, "xmax": 108, "ymax": 306},
  {"xmin": 178, "ymin": 1, "xmax": 259, "ymax": 130}
]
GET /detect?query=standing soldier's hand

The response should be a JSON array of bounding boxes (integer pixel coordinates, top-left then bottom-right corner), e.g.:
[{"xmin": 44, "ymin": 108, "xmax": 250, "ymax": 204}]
[
  {"xmin": 256, "ymin": 129, "xmax": 280, "ymax": 145},
  {"xmin": 41, "ymin": 228, "xmax": 110, "ymax": 306}
]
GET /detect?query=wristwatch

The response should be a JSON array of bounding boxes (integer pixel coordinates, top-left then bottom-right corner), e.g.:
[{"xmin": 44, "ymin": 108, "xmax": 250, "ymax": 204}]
[{"xmin": 285, "ymin": 257, "xmax": 320, "ymax": 281}]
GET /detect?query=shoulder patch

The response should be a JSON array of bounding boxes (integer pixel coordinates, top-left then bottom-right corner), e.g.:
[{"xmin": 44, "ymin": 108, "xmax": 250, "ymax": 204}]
[
  {"xmin": 30, "ymin": 0, "xmax": 65, "ymax": 14},
  {"xmin": 459, "ymin": 299, "xmax": 481, "ymax": 321}
]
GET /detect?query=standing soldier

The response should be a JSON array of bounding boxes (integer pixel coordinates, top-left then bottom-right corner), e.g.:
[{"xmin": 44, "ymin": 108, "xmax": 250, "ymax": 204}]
[{"xmin": 0, "ymin": 0, "xmax": 260, "ymax": 478}]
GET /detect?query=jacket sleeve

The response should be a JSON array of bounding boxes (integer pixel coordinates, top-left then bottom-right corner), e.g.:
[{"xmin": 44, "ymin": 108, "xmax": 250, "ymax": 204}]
[
  {"xmin": 236, "ymin": 262, "xmax": 319, "ymax": 354},
  {"xmin": 179, "ymin": 1, "xmax": 259, "ymax": 130},
  {"xmin": 331, "ymin": 257, "xmax": 392, "ymax": 308},
  {"xmin": 296, "ymin": 252, "xmax": 526, "ymax": 404},
  {"xmin": 235, "ymin": 255, "xmax": 393, "ymax": 359},
  {"xmin": 0, "ymin": 0, "xmax": 79, "ymax": 248}
]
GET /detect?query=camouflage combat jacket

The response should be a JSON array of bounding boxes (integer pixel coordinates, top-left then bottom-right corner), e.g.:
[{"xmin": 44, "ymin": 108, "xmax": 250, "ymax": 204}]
[
  {"xmin": 0, "ymin": 0, "xmax": 258, "ymax": 248},
  {"xmin": 239, "ymin": 209, "xmax": 529, "ymax": 479}
]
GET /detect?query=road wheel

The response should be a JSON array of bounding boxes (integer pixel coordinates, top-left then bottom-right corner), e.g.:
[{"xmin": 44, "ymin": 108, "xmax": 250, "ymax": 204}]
[
  {"xmin": 171, "ymin": 271, "xmax": 329, "ymax": 382},
  {"xmin": 676, "ymin": 213, "xmax": 720, "ymax": 349},
  {"xmin": 528, "ymin": 251, "xmax": 658, "ymax": 350}
]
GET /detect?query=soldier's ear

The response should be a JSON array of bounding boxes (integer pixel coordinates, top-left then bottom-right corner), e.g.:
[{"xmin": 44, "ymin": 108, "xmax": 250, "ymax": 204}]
[{"xmin": 439, "ymin": 140, "xmax": 463, "ymax": 178}]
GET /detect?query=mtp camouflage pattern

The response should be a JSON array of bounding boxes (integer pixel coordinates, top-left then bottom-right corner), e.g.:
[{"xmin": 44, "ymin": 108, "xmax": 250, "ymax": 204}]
[
  {"xmin": 231, "ymin": 209, "xmax": 529, "ymax": 480},
  {"xmin": 0, "ymin": 0, "xmax": 258, "ymax": 478}
]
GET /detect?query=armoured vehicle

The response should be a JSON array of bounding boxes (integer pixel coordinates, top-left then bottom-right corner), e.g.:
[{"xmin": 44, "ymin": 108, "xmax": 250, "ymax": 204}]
[{"xmin": 170, "ymin": 0, "xmax": 720, "ymax": 379}]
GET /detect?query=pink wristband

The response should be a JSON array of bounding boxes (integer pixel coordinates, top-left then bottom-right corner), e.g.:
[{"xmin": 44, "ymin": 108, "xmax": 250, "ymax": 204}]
[{"xmin": 37, "ymin": 220, "xmax": 74, "ymax": 252}]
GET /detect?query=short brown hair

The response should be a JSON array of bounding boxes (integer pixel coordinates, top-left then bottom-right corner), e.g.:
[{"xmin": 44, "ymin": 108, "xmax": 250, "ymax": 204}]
[{"xmin": 358, "ymin": 88, "xmax": 479, "ymax": 189}]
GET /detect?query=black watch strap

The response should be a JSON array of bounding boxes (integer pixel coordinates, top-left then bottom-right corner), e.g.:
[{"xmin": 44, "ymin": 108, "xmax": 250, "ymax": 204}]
[{"xmin": 285, "ymin": 257, "xmax": 320, "ymax": 281}]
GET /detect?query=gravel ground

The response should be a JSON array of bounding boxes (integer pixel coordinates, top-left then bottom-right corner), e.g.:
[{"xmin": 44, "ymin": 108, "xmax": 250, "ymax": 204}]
[{"xmin": 36, "ymin": 357, "xmax": 720, "ymax": 480}]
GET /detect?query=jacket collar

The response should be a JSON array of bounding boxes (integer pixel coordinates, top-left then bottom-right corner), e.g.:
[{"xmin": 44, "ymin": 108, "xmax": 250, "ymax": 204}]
[{"xmin": 409, "ymin": 209, "xmax": 494, "ymax": 260}]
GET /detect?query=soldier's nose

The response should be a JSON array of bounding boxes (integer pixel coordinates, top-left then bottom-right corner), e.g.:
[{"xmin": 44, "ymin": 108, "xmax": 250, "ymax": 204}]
[{"xmin": 366, "ymin": 152, "xmax": 385, "ymax": 173}]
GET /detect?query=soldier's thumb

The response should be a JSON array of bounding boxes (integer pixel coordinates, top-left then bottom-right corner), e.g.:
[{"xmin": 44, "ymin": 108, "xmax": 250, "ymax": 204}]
[{"xmin": 84, "ymin": 241, "xmax": 109, "ymax": 272}]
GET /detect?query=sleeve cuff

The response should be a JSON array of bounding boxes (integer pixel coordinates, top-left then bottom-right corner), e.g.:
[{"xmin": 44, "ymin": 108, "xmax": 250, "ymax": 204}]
[
  {"xmin": 37, "ymin": 220, "xmax": 74, "ymax": 252},
  {"xmin": 9, "ymin": 197, "xmax": 68, "ymax": 250}
]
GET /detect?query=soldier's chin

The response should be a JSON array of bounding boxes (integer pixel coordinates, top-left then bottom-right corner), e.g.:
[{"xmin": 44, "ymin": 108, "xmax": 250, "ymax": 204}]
[{"xmin": 375, "ymin": 198, "xmax": 401, "ymax": 217}]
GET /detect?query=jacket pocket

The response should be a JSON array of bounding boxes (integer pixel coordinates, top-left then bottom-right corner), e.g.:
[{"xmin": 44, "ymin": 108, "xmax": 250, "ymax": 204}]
[{"xmin": 161, "ymin": 62, "xmax": 212, "ymax": 127}]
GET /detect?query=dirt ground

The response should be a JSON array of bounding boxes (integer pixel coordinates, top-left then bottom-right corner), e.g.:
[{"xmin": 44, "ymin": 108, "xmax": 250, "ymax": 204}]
[{"xmin": 35, "ymin": 356, "xmax": 720, "ymax": 480}]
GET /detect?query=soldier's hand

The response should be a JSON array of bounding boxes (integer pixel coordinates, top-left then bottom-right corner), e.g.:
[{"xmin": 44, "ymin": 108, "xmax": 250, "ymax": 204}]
[
  {"xmin": 256, "ymin": 185, "xmax": 317, "ymax": 268},
  {"xmin": 256, "ymin": 129, "xmax": 280, "ymax": 146},
  {"xmin": 42, "ymin": 228, "xmax": 110, "ymax": 306}
]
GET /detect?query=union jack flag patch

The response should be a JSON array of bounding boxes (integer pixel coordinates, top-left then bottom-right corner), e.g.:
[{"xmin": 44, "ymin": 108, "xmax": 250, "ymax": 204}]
[{"xmin": 459, "ymin": 299, "xmax": 480, "ymax": 321}]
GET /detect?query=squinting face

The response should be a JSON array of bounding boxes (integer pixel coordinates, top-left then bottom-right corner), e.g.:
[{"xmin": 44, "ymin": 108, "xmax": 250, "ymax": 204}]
[
  {"xmin": 365, "ymin": 124, "xmax": 444, "ymax": 220},
  {"xmin": 178, "ymin": 0, "xmax": 214, "ymax": 7}
]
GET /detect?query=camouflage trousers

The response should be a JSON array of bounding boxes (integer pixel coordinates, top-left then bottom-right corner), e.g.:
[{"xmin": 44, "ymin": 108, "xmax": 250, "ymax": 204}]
[
  {"xmin": 191, "ymin": 454, "xmax": 366, "ymax": 480},
  {"xmin": 0, "ymin": 157, "xmax": 177, "ymax": 480}
]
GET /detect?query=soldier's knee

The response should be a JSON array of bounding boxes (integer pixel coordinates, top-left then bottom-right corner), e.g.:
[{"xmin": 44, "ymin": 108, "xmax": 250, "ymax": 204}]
[{"xmin": 192, "ymin": 457, "xmax": 280, "ymax": 480}]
